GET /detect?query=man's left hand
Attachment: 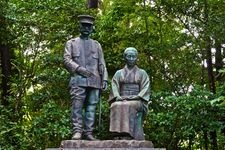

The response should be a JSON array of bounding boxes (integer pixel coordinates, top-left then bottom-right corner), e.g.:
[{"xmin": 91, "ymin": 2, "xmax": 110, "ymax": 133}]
[{"xmin": 102, "ymin": 81, "xmax": 108, "ymax": 91}]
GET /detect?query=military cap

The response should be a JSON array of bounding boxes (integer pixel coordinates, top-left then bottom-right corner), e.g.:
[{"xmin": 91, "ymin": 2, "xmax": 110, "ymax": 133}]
[{"xmin": 78, "ymin": 15, "xmax": 95, "ymax": 24}]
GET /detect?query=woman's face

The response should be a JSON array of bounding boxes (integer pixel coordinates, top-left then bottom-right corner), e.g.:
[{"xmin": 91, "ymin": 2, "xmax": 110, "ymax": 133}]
[{"xmin": 124, "ymin": 50, "xmax": 137, "ymax": 67}]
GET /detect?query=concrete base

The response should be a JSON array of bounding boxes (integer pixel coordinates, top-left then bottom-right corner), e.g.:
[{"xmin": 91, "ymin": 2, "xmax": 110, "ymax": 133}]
[
  {"xmin": 61, "ymin": 140, "xmax": 154, "ymax": 148},
  {"xmin": 47, "ymin": 148, "xmax": 165, "ymax": 150},
  {"xmin": 46, "ymin": 140, "xmax": 166, "ymax": 150}
]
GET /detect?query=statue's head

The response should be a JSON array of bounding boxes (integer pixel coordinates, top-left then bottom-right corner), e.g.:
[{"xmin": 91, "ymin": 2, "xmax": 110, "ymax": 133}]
[
  {"xmin": 123, "ymin": 47, "xmax": 138, "ymax": 68},
  {"xmin": 78, "ymin": 15, "xmax": 95, "ymax": 37}
]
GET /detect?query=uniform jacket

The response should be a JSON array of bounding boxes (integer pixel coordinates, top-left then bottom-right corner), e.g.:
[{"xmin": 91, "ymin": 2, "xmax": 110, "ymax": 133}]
[{"xmin": 63, "ymin": 37, "xmax": 108, "ymax": 89}]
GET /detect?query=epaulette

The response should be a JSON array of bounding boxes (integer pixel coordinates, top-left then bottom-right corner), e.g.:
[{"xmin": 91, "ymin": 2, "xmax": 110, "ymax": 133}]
[
  {"xmin": 71, "ymin": 37, "xmax": 79, "ymax": 41},
  {"xmin": 93, "ymin": 40, "xmax": 100, "ymax": 44}
]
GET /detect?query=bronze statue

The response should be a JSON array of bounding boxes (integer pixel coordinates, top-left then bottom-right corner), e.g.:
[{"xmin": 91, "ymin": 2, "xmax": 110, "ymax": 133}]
[
  {"xmin": 63, "ymin": 15, "xmax": 108, "ymax": 140},
  {"xmin": 109, "ymin": 47, "xmax": 150, "ymax": 140}
]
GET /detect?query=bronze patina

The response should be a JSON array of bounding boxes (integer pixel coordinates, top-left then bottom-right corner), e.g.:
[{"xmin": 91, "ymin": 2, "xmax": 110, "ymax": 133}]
[
  {"xmin": 109, "ymin": 47, "xmax": 150, "ymax": 140},
  {"xmin": 63, "ymin": 15, "xmax": 108, "ymax": 140}
]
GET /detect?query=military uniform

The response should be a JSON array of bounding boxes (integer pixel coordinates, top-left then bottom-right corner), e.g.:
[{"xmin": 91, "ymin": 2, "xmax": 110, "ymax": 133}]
[{"xmin": 63, "ymin": 15, "xmax": 108, "ymax": 139}]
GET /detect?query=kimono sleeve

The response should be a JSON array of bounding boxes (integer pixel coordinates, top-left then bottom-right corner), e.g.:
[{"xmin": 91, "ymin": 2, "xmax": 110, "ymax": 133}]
[
  {"xmin": 138, "ymin": 69, "xmax": 150, "ymax": 103},
  {"xmin": 108, "ymin": 70, "xmax": 122, "ymax": 103}
]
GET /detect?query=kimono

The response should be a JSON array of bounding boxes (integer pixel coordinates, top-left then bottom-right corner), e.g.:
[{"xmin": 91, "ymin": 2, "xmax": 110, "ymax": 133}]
[{"xmin": 109, "ymin": 65, "xmax": 150, "ymax": 140}]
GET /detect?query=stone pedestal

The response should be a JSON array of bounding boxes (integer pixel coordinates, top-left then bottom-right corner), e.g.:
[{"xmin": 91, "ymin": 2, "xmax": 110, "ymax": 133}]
[
  {"xmin": 61, "ymin": 140, "xmax": 153, "ymax": 148},
  {"xmin": 46, "ymin": 140, "xmax": 165, "ymax": 150}
]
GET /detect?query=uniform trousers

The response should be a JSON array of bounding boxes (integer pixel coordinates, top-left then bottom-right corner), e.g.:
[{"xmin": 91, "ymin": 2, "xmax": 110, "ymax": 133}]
[{"xmin": 70, "ymin": 86, "xmax": 99, "ymax": 135}]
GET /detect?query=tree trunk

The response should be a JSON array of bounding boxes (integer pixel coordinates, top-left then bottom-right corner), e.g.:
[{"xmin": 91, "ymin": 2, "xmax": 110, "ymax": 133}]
[
  {"xmin": 203, "ymin": 130, "xmax": 209, "ymax": 150},
  {"xmin": 87, "ymin": 0, "xmax": 98, "ymax": 8},
  {"xmin": 0, "ymin": 44, "xmax": 11, "ymax": 106},
  {"xmin": 205, "ymin": 38, "xmax": 216, "ymax": 93},
  {"xmin": 215, "ymin": 41, "xmax": 223, "ymax": 82},
  {"xmin": 188, "ymin": 135, "xmax": 193, "ymax": 150},
  {"xmin": 204, "ymin": 0, "xmax": 218, "ymax": 149}
]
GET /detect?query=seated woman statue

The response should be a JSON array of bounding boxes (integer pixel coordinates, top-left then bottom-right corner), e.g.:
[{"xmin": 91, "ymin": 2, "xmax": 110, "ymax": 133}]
[{"xmin": 108, "ymin": 47, "xmax": 150, "ymax": 140}]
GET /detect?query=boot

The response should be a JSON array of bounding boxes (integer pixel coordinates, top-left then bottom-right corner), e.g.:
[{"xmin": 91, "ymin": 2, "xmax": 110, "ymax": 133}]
[
  {"xmin": 84, "ymin": 134, "xmax": 99, "ymax": 141},
  {"xmin": 72, "ymin": 132, "xmax": 82, "ymax": 140}
]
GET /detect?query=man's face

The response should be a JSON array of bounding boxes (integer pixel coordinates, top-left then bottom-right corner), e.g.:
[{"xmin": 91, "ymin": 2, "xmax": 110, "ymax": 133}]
[
  {"xmin": 79, "ymin": 23, "xmax": 93, "ymax": 37},
  {"xmin": 124, "ymin": 50, "xmax": 137, "ymax": 67}
]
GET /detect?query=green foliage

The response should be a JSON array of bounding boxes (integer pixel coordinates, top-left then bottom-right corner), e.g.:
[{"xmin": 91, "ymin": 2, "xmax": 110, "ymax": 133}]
[
  {"xmin": 24, "ymin": 101, "xmax": 71, "ymax": 149},
  {"xmin": 0, "ymin": 106, "xmax": 16, "ymax": 150},
  {"xmin": 1, "ymin": 0, "xmax": 225, "ymax": 149},
  {"xmin": 0, "ymin": 101, "xmax": 71, "ymax": 150},
  {"xmin": 145, "ymin": 86, "xmax": 225, "ymax": 149},
  {"xmin": 96, "ymin": 0, "xmax": 205, "ymax": 92}
]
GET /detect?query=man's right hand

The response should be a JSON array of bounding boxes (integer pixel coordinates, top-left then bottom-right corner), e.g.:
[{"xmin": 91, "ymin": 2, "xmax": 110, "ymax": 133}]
[{"xmin": 76, "ymin": 66, "xmax": 92, "ymax": 77}]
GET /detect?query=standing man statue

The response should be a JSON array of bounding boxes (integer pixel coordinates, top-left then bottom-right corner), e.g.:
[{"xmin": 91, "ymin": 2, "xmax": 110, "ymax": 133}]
[
  {"xmin": 63, "ymin": 15, "xmax": 108, "ymax": 140},
  {"xmin": 108, "ymin": 47, "xmax": 150, "ymax": 140}
]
